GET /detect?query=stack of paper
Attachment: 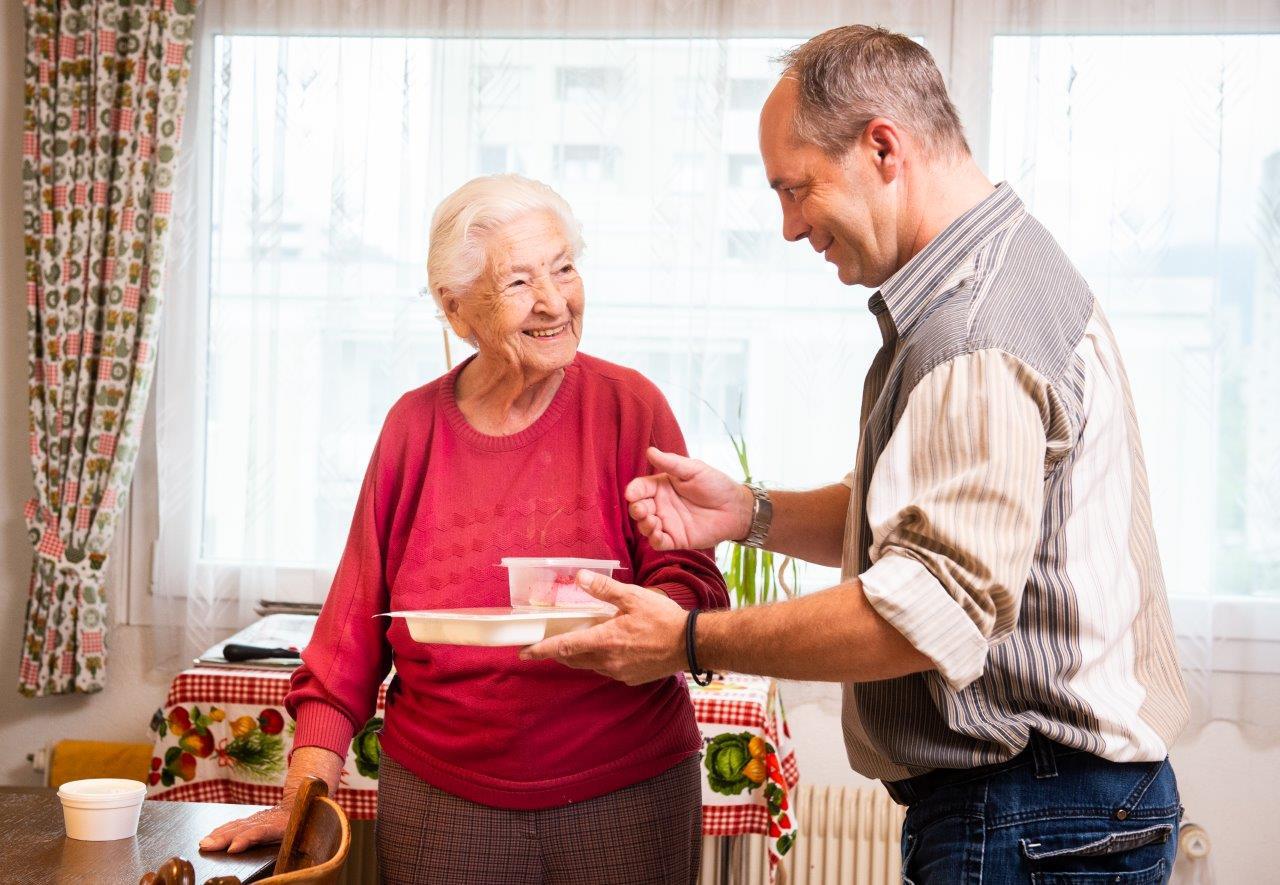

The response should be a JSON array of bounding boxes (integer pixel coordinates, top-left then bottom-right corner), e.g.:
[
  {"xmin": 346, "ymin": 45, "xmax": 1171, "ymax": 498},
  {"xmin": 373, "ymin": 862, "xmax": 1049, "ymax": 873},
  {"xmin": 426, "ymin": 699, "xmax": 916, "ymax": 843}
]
[{"xmin": 194, "ymin": 613, "xmax": 318, "ymax": 670}]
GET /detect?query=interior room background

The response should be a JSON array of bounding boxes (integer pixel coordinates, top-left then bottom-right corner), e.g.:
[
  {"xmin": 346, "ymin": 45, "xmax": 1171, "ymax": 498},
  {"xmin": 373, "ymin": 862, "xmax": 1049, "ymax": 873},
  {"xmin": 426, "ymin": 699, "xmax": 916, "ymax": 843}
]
[{"xmin": 3, "ymin": 2, "xmax": 1279, "ymax": 882}]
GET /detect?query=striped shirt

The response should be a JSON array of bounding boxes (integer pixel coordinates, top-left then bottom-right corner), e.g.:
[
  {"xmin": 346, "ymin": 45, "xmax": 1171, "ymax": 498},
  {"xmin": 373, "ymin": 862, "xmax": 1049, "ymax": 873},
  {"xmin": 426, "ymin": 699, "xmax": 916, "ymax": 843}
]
[{"xmin": 839, "ymin": 183, "xmax": 1189, "ymax": 781}]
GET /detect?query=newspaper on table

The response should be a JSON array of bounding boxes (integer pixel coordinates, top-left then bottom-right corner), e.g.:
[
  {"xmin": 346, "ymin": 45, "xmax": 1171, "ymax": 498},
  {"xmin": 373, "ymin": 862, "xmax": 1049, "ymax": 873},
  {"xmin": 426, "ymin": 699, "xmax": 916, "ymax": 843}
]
[
  {"xmin": 253, "ymin": 598, "xmax": 322, "ymax": 617},
  {"xmin": 194, "ymin": 613, "xmax": 317, "ymax": 670}
]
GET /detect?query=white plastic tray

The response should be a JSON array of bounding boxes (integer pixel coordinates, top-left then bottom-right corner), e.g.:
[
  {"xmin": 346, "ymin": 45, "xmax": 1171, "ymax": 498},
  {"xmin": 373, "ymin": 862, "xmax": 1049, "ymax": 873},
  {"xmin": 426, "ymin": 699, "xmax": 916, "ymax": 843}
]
[{"xmin": 381, "ymin": 607, "xmax": 610, "ymax": 647}]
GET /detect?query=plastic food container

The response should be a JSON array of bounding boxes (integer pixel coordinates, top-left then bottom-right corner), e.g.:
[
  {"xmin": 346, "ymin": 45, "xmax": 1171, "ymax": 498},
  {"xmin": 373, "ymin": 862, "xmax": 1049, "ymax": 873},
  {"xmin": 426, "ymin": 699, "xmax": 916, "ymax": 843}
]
[
  {"xmin": 57, "ymin": 778, "xmax": 147, "ymax": 841},
  {"xmin": 382, "ymin": 608, "xmax": 609, "ymax": 646},
  {"xmin": 501, "ymin": 557, "xmax": 621, "ymax": 611}
]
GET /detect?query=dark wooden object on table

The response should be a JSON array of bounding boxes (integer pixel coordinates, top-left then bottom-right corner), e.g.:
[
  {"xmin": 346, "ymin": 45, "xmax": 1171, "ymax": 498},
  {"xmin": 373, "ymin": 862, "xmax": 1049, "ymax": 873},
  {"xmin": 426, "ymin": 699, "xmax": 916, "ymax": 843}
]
[
  {"xmin": 141, "ymin": 777, "xmax": 350, "ymax": 885},
  {"xmin": 0, "ymin": 787, "xmax": 276, "ymax": 885},
  {"xmin": 140, "ymin": 857, "xmax": 197, "ymax": 884}
]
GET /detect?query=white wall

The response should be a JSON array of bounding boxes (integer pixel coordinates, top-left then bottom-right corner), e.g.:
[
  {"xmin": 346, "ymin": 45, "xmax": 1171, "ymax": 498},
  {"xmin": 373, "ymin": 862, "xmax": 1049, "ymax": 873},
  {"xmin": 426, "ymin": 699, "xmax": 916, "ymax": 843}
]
[{"xmin": 1, "ymin": 4, "xmax": 1277, "ymax": 883}]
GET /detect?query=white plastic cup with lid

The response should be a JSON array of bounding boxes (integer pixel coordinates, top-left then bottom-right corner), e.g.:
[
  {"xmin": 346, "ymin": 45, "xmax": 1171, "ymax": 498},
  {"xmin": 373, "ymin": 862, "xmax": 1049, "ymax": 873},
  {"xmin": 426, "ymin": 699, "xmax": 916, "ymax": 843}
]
[{"xmin": 57, "ymin": 778, "xmax": 147, "ymax": 841}]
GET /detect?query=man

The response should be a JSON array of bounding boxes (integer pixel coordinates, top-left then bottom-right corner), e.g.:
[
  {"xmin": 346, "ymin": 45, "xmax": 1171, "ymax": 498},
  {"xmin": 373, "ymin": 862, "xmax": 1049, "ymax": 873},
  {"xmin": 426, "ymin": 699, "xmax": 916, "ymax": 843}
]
[{"xmin": 524, "ymin": 25, "xmax": 1189, "ymax": 883}]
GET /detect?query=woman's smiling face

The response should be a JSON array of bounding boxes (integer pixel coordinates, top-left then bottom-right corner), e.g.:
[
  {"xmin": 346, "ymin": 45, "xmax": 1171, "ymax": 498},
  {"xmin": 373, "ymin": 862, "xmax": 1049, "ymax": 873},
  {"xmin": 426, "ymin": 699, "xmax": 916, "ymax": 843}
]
[{"xmin": 444, "ymin": 211, "xmax": 585, "ymax": 377}]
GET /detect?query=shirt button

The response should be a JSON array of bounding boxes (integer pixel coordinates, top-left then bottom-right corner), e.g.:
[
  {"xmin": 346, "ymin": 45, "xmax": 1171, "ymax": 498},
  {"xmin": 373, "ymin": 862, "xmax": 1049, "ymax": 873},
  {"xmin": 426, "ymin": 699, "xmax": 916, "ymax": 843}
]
[{"xmin": 1114, "ymin": 808, "xmax": 1129, "ymax": 820}]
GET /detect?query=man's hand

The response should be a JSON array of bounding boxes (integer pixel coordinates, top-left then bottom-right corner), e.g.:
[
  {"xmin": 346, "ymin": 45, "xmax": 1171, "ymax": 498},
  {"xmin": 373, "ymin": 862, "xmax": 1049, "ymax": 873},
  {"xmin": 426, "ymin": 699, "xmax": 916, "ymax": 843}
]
[
  {"xmin": 519, "ymin": 570, "xmax": 689, "ymax": 685},
  {"xmin": 625, "ymin": 447, "xmax": 753, "ymax": 550}
]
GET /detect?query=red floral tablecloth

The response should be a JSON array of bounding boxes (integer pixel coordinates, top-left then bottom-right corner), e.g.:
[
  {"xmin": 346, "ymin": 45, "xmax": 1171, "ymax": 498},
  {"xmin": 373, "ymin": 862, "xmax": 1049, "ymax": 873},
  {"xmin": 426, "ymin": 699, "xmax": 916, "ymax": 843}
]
[{"xmin": 147, "ymin": 668, "xmax": 800, "ymax": 871}]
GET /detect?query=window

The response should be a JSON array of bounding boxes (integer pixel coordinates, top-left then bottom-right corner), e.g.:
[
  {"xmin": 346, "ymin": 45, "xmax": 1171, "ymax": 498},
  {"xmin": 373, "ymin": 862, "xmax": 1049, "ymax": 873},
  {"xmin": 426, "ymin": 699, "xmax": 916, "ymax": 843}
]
[
  {"xmin": 672, "ymin": 76, "xmax": 712, "ymax": 119},
  {"xmin": 670, "ymin": 152, "xmax": 708, "ymax": 193},
  {"xmin": 727, "ymin": 153, "xmax": 763, "ymax": 188},
  {"xmin": 989, "ymin": 33, "xmax": 1280, "ymax": 598},
  {"xmin": 728, "ymin": 77, "xmax": 770, "ymax": 111},
  {"xmin": 552, "ymin": 144, "xmax": 619, "ymax": 182},
  {"xmin": 478, "ymin": 143, "xmax": 521, "ymax": 174},
  {"xmin": 141, "ymin": 13, "xmax": 1280, "ymax": 643},
  {"xmin": 151, "ymin": 33, "xmax": 857, "ymax": 609},
  {"xmin": 555, "ymin": 66, "xmax": 622, "ymax": 102},
  {"xmin": 724, "ymin": 229, "xmax": 770, "ymax": 261},
  {"xmin": 477, "ymin": 64, "xmax": 530, "ymax": 106}
]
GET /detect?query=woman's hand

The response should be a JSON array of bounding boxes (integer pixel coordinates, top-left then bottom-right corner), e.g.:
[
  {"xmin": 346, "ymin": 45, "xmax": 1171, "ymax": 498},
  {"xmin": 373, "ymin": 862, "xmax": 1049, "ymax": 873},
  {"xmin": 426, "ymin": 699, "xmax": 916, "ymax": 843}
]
[
  {"xmin": 625, "ymin": 448, "xmax": 753, "ymax": 550},
  {"xmin": 199, "ymin": 804, "xmax": 290, "ymax": 854},
  {"xmin": 199, "ymin": 745, "xmax": 343, "ymax": 853}
]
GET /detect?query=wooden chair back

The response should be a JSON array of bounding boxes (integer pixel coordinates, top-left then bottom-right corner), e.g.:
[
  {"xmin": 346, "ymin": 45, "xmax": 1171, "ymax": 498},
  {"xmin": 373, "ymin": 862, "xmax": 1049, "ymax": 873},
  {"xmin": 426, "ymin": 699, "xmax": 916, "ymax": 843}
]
[
  {"xmin": 259, "ymin": 777, "xmax": 351, "ymax": 884},
  {"xmin": 138, "ymin": 777, "xmax": 350, "ymax": 885}
]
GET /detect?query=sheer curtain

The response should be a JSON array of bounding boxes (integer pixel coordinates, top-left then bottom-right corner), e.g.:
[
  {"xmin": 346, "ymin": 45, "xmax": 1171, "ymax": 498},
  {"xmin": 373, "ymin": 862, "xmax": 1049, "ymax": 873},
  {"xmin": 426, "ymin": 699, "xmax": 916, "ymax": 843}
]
[
  {"xmin": 138, "ymin": 0, "xmax": 1280, "ymax": 745},
  {"xmin": 976, "ymin": 1, "xmax": 1280, "ymax": 740},
  {"xmin": 141, "ymin": 0, "xmax": 948, "ymax": 663}
]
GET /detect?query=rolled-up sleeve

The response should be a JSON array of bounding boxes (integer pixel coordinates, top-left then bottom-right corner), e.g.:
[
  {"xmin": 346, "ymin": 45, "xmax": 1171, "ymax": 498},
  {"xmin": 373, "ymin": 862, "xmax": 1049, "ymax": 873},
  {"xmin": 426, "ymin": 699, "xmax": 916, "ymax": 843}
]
[{"xmin": 859, "ymin": 349, "xmax": 1051, "ymax": 691}]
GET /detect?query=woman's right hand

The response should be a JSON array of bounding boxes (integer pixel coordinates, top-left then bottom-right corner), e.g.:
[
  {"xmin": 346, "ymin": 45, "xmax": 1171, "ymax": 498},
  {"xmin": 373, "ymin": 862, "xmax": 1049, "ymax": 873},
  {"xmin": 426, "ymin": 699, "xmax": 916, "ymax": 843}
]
[
  {"xmin": 199, "ymin": 745, "xmax": 343, "ymax": 853},
  {"xmin": 199, "ymin": 803, "xmax": 290, "ymax": 853},
  {"xmin": 624, "ymin": 447, "xmax": 754, "ymax": 550}
]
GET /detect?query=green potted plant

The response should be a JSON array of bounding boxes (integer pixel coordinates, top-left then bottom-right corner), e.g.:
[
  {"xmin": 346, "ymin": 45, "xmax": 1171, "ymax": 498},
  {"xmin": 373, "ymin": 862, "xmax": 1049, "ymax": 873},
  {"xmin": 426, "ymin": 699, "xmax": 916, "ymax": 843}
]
[{"xmin": 716, "ymin": 403, "xmax": 798, "ymax": 608}]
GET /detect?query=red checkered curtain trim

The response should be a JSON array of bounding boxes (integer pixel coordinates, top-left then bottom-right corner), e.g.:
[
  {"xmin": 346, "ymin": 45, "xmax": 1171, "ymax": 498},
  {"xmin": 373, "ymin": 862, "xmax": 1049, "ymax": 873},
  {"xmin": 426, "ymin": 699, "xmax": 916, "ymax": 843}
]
[{"xmin": 18, "ymin": 0, "xmax": 199, "ymax": 697}]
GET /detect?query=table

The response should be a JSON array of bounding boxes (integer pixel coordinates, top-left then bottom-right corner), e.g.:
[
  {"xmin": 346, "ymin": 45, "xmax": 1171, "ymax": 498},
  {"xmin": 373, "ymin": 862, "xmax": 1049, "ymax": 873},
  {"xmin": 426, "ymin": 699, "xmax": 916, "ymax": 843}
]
[
  {"xmin": 147, "ymin": 668, "xmax": 799, "ymax": 876},
  {"xmin": 0, "ymin": 786, "xmax": 277, "ymax": 884}
]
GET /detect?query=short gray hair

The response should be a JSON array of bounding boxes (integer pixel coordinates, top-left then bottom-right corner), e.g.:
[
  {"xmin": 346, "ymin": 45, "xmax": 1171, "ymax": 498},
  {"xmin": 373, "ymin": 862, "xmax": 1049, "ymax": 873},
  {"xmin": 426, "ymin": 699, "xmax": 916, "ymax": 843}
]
[
  {"xmin": 426, "ymin": 174, "xmax": 585, "ymax": 310},
  {"xmin": 778, "ymin": 25, "xmax": 969, "ymax": 160}
]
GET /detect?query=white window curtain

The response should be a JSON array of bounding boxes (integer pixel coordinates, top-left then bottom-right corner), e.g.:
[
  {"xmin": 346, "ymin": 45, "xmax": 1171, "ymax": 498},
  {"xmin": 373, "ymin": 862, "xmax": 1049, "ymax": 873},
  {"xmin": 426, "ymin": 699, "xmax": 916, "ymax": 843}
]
[
  {"xmin": 135, "ymin": 0, "xmax": 1280, "ymax": 739},
  {"xmin": 981, "ymin": 13, "xmax": 1280, "ymax": 737}
]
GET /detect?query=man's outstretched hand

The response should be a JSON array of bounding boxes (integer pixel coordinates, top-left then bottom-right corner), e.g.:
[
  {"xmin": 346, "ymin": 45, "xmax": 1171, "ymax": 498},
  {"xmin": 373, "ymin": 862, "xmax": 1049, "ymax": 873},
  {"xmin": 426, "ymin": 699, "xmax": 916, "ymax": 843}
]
[{"xmin": 624, "ymin": 447, "xmax": 753, "ymax": 551}]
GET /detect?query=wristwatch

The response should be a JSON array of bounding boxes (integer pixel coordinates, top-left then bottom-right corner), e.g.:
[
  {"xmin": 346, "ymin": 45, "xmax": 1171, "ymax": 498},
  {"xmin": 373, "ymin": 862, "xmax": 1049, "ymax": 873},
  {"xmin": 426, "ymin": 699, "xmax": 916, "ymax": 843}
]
[{"xmin": 741, "ymin": 482, "xmax": 773, "ymax": 549}]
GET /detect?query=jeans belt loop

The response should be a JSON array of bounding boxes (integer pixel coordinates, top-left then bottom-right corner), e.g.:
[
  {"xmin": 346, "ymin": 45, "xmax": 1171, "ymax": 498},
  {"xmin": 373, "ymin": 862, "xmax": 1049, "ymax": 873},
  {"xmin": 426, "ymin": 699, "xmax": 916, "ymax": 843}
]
[
  {"xmin": 884, "ymin": 777, "xmax": 910, "ymax": 805},
  {"xmin": 1030, "ymin": 730, "xmax": 1059, "ymax": 779}
]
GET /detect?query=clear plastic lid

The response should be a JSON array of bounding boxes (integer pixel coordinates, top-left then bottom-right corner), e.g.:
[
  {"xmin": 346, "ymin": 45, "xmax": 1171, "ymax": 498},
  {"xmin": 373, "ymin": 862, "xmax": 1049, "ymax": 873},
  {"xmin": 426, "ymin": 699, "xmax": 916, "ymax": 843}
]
[
  {"xmin": 382, "ymin": 608, "xmax": 610, "ymax": 620},
  {"xmin": 499, "ymin": 558, "xmax": 620, "ymax": 569}
]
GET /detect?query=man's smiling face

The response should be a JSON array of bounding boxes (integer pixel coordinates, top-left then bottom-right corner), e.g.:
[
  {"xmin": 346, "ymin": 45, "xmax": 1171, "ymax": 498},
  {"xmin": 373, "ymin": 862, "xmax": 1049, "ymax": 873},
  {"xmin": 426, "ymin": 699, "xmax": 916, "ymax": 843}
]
[{"xmin": 759, "ymin": 76, "xmax": 902, "ymax": 289}]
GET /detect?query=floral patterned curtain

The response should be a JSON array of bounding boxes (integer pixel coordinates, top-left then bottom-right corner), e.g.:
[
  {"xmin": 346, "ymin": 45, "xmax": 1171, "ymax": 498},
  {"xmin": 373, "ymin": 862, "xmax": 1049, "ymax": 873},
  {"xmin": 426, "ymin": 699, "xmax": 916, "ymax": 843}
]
[{"xmin": 19, "ymin": 0, "xmax": 197, "ymax": 697}]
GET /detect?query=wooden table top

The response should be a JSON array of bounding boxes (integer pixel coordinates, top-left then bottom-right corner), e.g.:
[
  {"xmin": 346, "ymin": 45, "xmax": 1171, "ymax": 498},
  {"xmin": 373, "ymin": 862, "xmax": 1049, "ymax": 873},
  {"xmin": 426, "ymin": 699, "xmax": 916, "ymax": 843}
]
[{"xmin": 0, "ymin": 787, "xmax": 278, "ymax": 884}]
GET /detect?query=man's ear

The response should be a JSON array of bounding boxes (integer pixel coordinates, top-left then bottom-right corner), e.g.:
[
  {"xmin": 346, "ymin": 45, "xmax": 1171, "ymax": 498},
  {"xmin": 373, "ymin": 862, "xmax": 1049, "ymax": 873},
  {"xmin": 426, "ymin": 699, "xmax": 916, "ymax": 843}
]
[{"xmin": 863, "ymin": 117, "xmax": 904, "ymax": 183}]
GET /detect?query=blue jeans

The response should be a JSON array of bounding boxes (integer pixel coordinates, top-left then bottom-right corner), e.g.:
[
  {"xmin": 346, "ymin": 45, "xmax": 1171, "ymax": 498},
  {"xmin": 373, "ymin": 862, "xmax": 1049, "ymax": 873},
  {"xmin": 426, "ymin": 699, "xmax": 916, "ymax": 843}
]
[{"xmin": 890, "ymin": 733, "xmax": 1182, "ymax": 884}]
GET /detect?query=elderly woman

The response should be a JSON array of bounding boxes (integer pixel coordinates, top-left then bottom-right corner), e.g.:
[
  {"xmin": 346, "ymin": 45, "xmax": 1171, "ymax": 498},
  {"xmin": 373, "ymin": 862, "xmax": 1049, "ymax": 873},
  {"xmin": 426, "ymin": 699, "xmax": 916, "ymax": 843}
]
[{"xmin": 201, "ymin": 174, "xmax": 728, "ymax": 884}]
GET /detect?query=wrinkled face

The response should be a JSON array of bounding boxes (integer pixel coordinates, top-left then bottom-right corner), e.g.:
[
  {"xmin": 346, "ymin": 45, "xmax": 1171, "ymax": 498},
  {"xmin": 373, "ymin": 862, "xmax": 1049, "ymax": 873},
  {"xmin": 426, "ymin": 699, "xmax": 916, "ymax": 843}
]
[
  {"xmin": 444, "ymin": 211, "xmax": 584, "ymax": 377},
  {"xmin": 759, "ymin": 77, "xmax": 901, "ymax": 288}
]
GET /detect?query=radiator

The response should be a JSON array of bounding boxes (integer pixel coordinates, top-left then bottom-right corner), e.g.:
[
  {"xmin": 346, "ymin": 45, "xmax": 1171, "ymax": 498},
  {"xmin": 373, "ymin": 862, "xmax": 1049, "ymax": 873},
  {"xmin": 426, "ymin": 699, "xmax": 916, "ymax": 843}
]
[
  {"xmin": 341, "ymin": 787, "xmax": 902, "ymax": 885},
  {"xmin": 699, "ymin": 785, "xmax": 905, "ymax": 885}
]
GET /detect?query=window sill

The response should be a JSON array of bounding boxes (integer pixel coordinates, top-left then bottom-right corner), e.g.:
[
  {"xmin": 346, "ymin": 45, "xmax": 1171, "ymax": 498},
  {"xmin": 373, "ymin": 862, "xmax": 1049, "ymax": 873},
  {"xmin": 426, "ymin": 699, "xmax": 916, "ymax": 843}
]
[{"xmin": 124, "ymin": 562, "xmax": 333, "ymax": 629}]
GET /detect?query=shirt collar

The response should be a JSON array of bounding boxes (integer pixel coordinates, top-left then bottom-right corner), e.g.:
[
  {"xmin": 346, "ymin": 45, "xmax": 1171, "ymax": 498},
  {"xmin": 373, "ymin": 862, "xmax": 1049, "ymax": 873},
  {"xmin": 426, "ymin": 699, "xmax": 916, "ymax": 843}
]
[{"xmin": 869, "ymin": 182, "xmax": 1023, "ymax": 338}]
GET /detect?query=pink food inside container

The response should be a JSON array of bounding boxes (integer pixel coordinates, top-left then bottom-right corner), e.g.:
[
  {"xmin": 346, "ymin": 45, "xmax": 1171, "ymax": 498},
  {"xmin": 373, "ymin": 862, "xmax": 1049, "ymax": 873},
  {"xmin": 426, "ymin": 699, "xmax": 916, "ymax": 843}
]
[{"xmin": 501, "ymin": 558, "xmax": 621, "ymax": 612}]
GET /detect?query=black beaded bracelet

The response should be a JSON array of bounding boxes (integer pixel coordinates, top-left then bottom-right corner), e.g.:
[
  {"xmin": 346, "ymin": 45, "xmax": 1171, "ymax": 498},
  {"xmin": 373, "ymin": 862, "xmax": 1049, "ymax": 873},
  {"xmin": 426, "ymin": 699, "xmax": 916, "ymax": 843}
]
[{"xmin": 685, "ymin": 608, "xmax": 713, "ymax": 686}]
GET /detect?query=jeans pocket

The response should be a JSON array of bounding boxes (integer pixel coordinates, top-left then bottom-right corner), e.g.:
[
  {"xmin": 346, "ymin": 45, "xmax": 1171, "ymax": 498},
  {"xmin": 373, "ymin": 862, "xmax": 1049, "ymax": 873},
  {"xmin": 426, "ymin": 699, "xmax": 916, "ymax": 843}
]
[
  {"xmin": 1022, "ymin": 824, "xmax": 1174, "ymax": 884},
  {"xmin": 1022, "ymin": 825, "xmax": 1174, "ymax": 861},
  {"xmin": 1028, "ymin": 860, "xmax": 1166, "ymax": 884}
]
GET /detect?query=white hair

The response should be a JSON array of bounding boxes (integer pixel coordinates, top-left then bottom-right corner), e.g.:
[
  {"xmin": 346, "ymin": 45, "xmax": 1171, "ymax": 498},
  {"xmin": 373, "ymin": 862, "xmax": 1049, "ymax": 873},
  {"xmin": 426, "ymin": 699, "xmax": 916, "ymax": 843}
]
[{"xmin": 426, "ymin": 174, "xmax": 586, "ymax": 311}]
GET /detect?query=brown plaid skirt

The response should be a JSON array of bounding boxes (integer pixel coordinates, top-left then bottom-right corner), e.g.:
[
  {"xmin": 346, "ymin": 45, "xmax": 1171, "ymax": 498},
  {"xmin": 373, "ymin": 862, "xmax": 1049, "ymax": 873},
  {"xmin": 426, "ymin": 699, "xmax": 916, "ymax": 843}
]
[{"xmin": 375, "ymin": 752, "xmax": 703, "ymax": 885}]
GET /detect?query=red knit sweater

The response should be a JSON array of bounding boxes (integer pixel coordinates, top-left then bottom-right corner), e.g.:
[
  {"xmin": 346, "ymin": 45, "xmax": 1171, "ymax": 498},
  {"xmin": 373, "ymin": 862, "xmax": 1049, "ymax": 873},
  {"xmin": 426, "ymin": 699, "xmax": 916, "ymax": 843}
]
[{"xmin": 285, "ymin": 353, "xmax": 728, "ymax": 809}]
